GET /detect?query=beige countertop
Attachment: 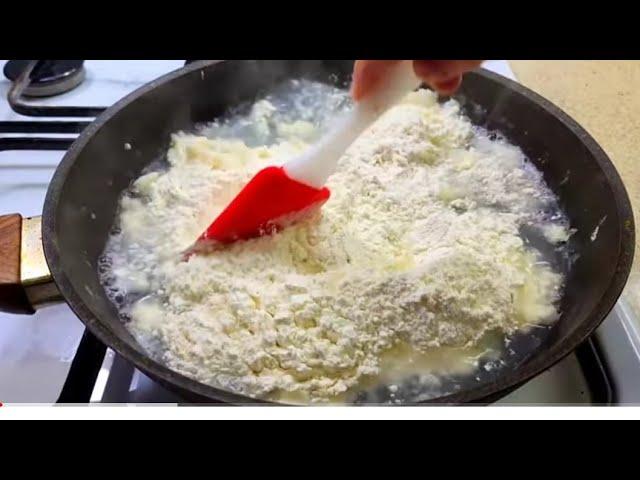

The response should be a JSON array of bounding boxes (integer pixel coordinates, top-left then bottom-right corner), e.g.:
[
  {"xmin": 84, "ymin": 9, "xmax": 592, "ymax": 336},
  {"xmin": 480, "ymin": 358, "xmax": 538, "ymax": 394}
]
[{"xmin": 509, "ymin": 60, "xmax": 640, "ymax": 318}]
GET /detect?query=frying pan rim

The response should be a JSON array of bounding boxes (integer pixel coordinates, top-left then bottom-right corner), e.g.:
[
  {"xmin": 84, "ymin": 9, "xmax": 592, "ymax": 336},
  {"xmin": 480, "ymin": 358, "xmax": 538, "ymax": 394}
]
[{"xmin": 42, "ymin": 60, "xmax": 635, "ymax": 405}]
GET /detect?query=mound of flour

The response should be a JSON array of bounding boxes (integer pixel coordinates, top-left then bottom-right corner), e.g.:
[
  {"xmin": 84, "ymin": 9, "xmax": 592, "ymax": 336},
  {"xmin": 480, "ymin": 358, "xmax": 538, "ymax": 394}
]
[{"xmin": 102, "ymin": 88, "xmax": 569, "ymax": 402}]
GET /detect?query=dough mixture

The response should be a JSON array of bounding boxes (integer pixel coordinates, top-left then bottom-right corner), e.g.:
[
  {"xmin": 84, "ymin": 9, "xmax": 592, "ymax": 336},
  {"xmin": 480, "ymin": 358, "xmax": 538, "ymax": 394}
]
[{"xmin": 101, "ymin": 84, "xmax": 572, "ymax": 403}]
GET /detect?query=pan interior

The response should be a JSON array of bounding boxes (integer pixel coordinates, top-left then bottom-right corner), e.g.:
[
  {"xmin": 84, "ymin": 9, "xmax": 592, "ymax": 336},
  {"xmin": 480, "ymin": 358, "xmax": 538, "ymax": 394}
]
[{"xmin": 47, "ymin": 61, "xmax": 633, "ymax": 403}]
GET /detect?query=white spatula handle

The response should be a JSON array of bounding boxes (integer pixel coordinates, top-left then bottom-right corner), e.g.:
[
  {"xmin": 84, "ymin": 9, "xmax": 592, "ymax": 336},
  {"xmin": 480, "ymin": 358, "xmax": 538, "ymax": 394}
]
[{"xmin": 284, "ymin": 61, "xmax": 422, "ymax": 189}]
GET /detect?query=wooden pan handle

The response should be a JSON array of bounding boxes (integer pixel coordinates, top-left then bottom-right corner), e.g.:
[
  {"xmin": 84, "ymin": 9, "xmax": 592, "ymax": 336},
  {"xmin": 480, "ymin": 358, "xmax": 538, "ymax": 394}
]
[{"xmin": 0, "ymin": 214, "xmax": 34, "ymax": 314}]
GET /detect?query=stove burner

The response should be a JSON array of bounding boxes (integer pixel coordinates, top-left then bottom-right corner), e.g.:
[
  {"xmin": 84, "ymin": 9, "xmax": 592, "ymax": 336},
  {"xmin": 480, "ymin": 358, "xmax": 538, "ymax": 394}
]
[{"xmin": 4, "ymin": 60, "xmax": 86, "ymax": 97}]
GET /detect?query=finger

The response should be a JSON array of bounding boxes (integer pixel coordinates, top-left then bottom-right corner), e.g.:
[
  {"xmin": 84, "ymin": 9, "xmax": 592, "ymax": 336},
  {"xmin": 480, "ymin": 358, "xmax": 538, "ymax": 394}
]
[
  {"xmin": 413, "ymin": 60, "xmax": 483, "ymax": 81},
  {"xmin": 351, "ymin": 60, "xmax": 402, "ymax": 101},
  {"xmin": 430, "ymin": 75, "xmax": 463, "ymax": 96}
]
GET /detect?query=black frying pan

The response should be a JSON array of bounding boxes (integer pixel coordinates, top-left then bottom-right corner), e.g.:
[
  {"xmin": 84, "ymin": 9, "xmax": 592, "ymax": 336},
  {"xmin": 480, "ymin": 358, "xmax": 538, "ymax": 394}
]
[{"xmin": 0, "ymin": 60, "xmax": 634, "ymax": 404}]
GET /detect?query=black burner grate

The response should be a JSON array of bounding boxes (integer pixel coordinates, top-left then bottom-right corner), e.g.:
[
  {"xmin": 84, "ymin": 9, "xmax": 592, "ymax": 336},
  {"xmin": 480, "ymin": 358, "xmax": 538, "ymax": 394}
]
[
  {"xmin": 5, "ymin": 60, "xmax": 106, "ymax": 116},
  {"xmin": 1, "ymin": 61, "xmax": 109, "ymax": 403}
]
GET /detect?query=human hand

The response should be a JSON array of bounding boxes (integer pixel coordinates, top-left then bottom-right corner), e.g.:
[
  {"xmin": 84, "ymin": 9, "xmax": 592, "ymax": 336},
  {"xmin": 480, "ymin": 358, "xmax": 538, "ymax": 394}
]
[{"xmin": 351, "ymin": 60, "xmax": 483, "ymax": 101}]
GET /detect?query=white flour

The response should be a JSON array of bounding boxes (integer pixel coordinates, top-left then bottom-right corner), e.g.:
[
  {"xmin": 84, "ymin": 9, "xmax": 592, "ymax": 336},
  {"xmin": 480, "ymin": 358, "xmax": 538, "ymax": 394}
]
[{"xmin": 102, "ymin": 87, "xmax": 571, "ymax": 403}]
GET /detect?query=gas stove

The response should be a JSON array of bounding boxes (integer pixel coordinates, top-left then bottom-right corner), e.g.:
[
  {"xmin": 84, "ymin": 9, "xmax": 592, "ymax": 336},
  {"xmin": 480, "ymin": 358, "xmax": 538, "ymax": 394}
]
[{"xmin": 1, "ymin": 60, "xmax": 639, "ymax": 405}]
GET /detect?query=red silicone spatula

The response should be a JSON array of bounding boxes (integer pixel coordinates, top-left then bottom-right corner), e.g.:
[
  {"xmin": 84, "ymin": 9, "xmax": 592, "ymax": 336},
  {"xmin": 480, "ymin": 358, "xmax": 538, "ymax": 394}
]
[{"xmin": 188, "ymin": 61, "xmax": 422, "ymax": 253}]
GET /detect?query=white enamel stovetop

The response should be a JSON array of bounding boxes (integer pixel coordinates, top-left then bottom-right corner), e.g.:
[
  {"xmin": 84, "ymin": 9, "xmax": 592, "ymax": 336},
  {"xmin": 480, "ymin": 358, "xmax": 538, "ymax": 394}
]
[{"xmin": 1, "ymin": 60, "xmax": 638, "ymax": 404}]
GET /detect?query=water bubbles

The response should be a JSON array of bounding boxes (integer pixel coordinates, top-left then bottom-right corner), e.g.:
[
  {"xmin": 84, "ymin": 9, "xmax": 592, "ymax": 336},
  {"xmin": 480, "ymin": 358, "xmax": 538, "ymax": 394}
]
[
  {"xmin": 98, "ymin": 255, "xmax": 113, "ymax": 274},
  {"xmin": 196, "ymin": 79, "xmax": 351, "ymax": 147}
]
